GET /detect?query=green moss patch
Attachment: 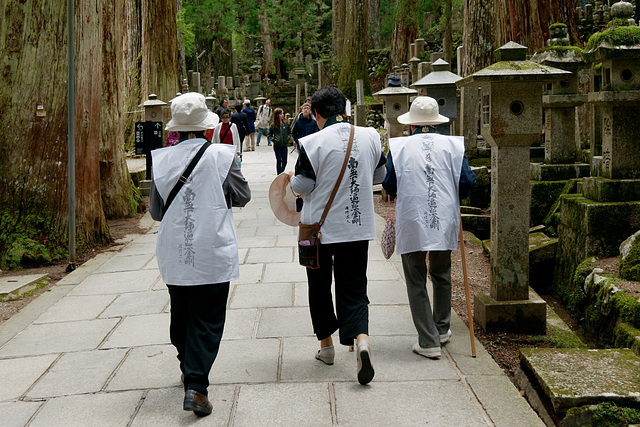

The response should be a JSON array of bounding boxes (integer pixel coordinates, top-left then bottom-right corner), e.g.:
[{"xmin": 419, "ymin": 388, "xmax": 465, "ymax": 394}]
[
  {"xmin": 620, "ymin": 235, "xmax": 640, "ymax": 281},
  {"xmin": 585, "ymin": 26, "xmax": 640, "ymax": 55}
]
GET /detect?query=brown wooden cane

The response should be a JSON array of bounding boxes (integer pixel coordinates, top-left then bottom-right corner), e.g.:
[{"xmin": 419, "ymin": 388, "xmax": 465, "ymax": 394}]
[{"xmin": 459, "ymin": 218, "xmax": 477, "ymax": 357}]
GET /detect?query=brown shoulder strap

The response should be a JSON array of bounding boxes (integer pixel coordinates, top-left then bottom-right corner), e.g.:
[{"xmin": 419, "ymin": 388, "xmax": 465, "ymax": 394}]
[{"xmin": 319, "ymin": 125, "xmax": 354, "ymax": 226}]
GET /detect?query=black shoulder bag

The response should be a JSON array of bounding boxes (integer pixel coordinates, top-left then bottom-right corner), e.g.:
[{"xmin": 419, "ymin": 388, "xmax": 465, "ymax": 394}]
[{"xmin": 161, "ymin": 141, "xmax": 212, "ymax": 217}]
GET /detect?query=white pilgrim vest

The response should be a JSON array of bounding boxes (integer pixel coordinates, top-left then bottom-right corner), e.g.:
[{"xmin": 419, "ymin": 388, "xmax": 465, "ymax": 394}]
[
  {"xmin": 151, "ymin": 139, "xmax": 238, "ymax": 285},
  {"xmin": 300, "ymin": 122, "xmax": 381, "ymax": 244},
  {"xmin": 389, "ymin": 133, "xmax": 464, "ymax": 254}
]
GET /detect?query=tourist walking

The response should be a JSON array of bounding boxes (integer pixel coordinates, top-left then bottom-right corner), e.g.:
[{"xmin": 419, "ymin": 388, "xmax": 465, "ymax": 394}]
[
  {"xmin": 268, "ymin": 107, "xmax": 291, "ymax": 174},
  {"xmin": 242, "ymin": 99, "xmax": 256, "ymax": 151},
  {"xmin": 213, "ymin": 98, "xmax": 228, "ymax": 119},
  {"xmin": 212, "ymin": 108, "xmax": 242, "ymax": 167},
  {"xmin": 255, "ymin": 98, "xmax": 273, "ymax": 146},
  {"xmin": 290, "ymin": 87, "xmax": 387, "ymax": 385},
  {"xmin": 149, "ymin": 92, "xmax": 251, "ymax": 417},
  {"xmin": 231, "ymin": 102, "xmax": 250, "ymax": 154},
  {"xmin": 382, "ymin": 96, "xmax": 475, "ymax": 360},
  {"xmin": 292, "ymin": 102, "xmax": 319, "ymax": 153}
]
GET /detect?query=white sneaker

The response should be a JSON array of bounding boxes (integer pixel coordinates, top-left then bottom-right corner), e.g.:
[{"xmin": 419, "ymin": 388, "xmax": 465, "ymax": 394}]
[
  {"xmin": 440, "ymin": 329, "xmax": 452, "ymax": 345},
  {"xmin": 412, "ymin": 342, "xmax": 441, "ymax": 359},
  {"xmin": 315, "ymin": 345, "xmax": 335, "ymax": 365},
  {"xmin": 356, "ymin": 339, "xmax": 375, "ymax": 385}
]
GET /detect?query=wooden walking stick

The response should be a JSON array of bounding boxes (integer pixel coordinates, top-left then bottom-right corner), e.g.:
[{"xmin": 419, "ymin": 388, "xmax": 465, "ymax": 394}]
[{"xmin": 459, "ymin": 218, "xmax": 477, "ymax": 357}]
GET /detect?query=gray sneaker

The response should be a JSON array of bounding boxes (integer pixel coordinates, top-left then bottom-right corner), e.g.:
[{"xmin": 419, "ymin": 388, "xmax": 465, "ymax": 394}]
[
  {"xmin": 412, "ymin": 342, "xmax": 441, "ymax": 359},
  {"xmin": 440, "ymin": 329, "xmax": 452, "ymax": 345}
]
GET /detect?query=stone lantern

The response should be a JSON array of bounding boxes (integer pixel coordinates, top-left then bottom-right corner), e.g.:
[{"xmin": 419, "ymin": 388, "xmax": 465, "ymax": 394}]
[
  {"xmin": 409, "ymin": 56, "xmax": 421, "ymax": 84},
  {"xmin": 529, "ymin": 24, "xmax": 590, "ymax": 180},
  {"xmin": 411, "ymin": 59, "xmax": 461, "ymax": 135},
  {"xmin": 254, "ymin": 96, "xmax": 267, "ymax": 108},
  {"xmin": 140, "ymin": 94, "xmax": 167, "ymax": 123},
  {"xmin": 204, "ymin": 95, "xmax": 216, "ymax": 111},
  {"xmin": 457, "ymin": 42, "xmax": 571, "ymax": 334},
  {"xmin": 373, "ymin": 77, "xmax": 417, "ymax": 138}
]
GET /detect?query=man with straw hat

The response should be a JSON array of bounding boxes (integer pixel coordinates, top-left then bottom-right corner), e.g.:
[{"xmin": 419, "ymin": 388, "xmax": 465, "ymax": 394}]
[
  {"xmin": 382, "ymin": 96, "xmax": 475, "ymax": 360},
  {"xmin": 149, "ymin": 92, "xmax": 251, "ymax": 417}
]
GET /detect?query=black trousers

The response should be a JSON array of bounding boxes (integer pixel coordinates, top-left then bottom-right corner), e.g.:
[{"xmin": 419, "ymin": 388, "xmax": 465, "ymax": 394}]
[
  {"xmin": 167, "ymin": 283, "xmax": 229, "ymax": 396},
  {"xmin": 306, "ymin": 240, "xmax": 370, "ymax": 346}
]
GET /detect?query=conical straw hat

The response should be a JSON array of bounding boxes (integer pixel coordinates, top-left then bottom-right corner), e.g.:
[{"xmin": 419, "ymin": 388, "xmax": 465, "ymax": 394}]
[{"xmin": 269, "ymin": 173, "xmax": 301, "ymax": 227}]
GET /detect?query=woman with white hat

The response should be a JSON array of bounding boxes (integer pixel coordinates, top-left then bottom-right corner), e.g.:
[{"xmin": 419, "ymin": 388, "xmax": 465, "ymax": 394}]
[
  {"xmin": 382, "ymin": 96, "xmax": 475, "ymax": 360},
  {"xmin": 149, "ymin": 92, "xmax": 251, "ymax": 417}
]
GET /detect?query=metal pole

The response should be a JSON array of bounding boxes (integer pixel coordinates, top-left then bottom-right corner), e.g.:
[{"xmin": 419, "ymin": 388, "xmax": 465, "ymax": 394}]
[{"xmin": 67, "ymin": 0, "xmax": 76, "ymax": 272}]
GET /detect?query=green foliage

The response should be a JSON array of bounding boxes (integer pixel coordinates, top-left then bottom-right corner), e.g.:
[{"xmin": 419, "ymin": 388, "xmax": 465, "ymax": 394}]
[
  {"xmin": 620, "ymin": 236, "xmax": 640, "ymax": 281},
  {"xmin": 591, "ymin": 402, "xmax": 640, "ymax": 426},
  {"xmin": 549, "ymin": 23, "xmax": 567, "ymax": 30},
  {"xmin": 3, "ymin": 238, "xmax": 53, "ymax": 269},
  {"xmin": 176, "ymin": 8, "xmax": 195, "ymax": 58}
]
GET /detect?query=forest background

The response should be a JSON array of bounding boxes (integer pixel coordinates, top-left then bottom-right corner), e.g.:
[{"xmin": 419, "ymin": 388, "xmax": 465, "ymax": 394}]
[{"xmin": 0, "ymin": 0, "xmax": 623, "ymax": 268}]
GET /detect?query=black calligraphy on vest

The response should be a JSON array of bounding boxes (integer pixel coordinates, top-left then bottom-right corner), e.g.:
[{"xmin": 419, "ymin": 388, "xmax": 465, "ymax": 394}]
[
  {"xmin": 421, "ymin": 135, "xmax": 440, "ymax": 230},
  {"xmin": 179, "ymin": 187, "xmax": 197, "ymax": 267}
]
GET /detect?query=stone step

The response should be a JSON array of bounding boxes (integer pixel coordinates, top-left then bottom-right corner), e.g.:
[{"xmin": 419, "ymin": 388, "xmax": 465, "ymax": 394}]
[
  {"xmin": 0, "ymin": 274, "xmax": 48, "ymax": 301},
  {"xmin": 518, "ymin": 348, "xmax": 640, "ymax": 421}
]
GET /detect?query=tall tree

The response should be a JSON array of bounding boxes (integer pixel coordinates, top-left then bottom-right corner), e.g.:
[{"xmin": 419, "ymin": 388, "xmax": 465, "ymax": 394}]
[
  {"xmin": 337, "ymin": 0, "xmax": 370, "ymax": 99},
  {"xmin": 462, "ymin": 0, "xmax": 578, "ymax": 76},
  {"xmin": 332, "ymin": 0, "xmax": 346, "ymax": 67},
  {"xmin": 442, "ymin": 0, "xmax": 453, "ymax": 66},
  {"xmin": 369, "ymin": 0, "xmax": 381, "ymax": 49},
  {"xmin": 390, "ymin": 0, "xmax": 420, "ymax": 66}
]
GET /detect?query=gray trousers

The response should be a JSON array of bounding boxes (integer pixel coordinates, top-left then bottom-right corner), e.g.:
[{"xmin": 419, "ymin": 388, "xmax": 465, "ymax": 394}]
[{"xmin": 401, "ymin": 250, "xmax": 452, "ymax": 348}]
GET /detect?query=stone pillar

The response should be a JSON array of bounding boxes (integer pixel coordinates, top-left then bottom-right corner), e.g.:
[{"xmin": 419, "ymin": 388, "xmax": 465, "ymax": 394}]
[
  {"xmin": 430, "ymin": 52, "xmax": 444, "ymax": 63},
  {"xmin": 218, "ymin": 76, "xmax": 226, "ymax": 95},
  {"xmin": 457, "ymin": 42, "xmax": 570, "ymax": 334},
  {"xmin": 409, "ymin": 57, "xmax": 420, "ymax": 84},
  {"xmin": 457, "ymin": 46, "xmax": 463, "ymax": 75},
  {"xmin": 354, "ymin": 80, "xmax": 367, "ymax": 127},
  {"xmin": 415, "ymin": 39, "xmax": 425, "ymax": 58},
  {"xmin": 410, "ymin": 43, "xmax": 416, "ymax": 59},
  {"xmin": 296, "ymin": 84, "xmax": 301, "ymax": 112},
  {"xmin": 418, "ymin": 62, "xmax": 431, "ymax": 80},
  {"xmin": 192, "ymin": 72, "xmax": 201, "ymax": 94},
  {"xmin": 459, "ymin": 86, "xmax": 479, "ymax": 153},
  {"xmin": 226, "ymin": 77, "xmax": 233, "ymax": 92},
  {"xmin": 318, "ymin": 60, "xmax": 332, "ymax": 88},
  {"xmin": 232, "ymin": 49, "xmax": 238, "ymax": 75},
  {"xmin": 181, "ymin": 78, "xmax": 189, "ymax": 94}
]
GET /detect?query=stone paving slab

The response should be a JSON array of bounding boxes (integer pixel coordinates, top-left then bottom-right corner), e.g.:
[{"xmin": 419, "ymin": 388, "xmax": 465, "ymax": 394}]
[
  {"xmin": 68, "ymin": 269, "xmax": 160, "ymax": 296},
  {"xmin": 229, "ymin": 282, "xmax": 293, "ymax": 309},
  {"xmin": 293, "ymin": 282, "xmax": 309, "ymax": 307},
  {"xmin": 233, "ymin": 383, "xmax": 333, "ymax": 426},
  {"xmin": 245, "ymin": 247, "xmax": 295, "ymax": 264},
  {"xmin": 95, "ymin": 253, "xmax": 155, "ymax": 273},
  {"xmin": 466, "ymin": 374, "xmax": 546, "ymax": 427},
  {"xmin": 101, "ymin": 313, "xmax": 170, "ymax": 349},
  {"xmin": 256, "ymin": 307, "xmax": 314, "ymax": 338},
  {"xmin": 0, "ymin": 401, "xmax": 43, "ymax": 427},
  {"xmin": 26, "ymin": 348, "xmax": 127, "ymax": 399},
  {"xmin": 235, "ymin": 263, "xmax": 264, "ymax": 285},
  {"xmin": 56, "ymin": 252, "xmax": 116, "ymax": 285},
  {"xmin": 368, "ymin": 279, "xmax": 409, "ymax": 305},
  {"xmin": 368, "ymin": 305, "xmax": 417, "ymax": 336},
  {"xmin": 223, "ymin": 309, "xmax": 259, "ymax": 340},
  {"xmin": 0, "ymin": 318, "xmax": 118, "ymax": 358},
  {"xmin": 99, "ymin": 290, "xmax": 169, "ymax": 318},
  {"xmin": 209, "ymin": 339, "xmax": 281, "ymax": 384},
  {"xmin": 236, "ymin": 235, "xmax": 277, "ymax": 249},
  {"xmin": 263, "ymin": 262, "xmax": 307, "ymax": 283},
  {"xmin": 0, "ymin": 354, "xmax": 58, "ymax": 401},
  {"xmin": 33, "ymin": 294, "xmax": 116, "ymax": 323},
  {"xmin": 0, "ymin": 274, "xmax": 48, "ymax": 299},
  {"xmin": 119, "ymin": 241, "xmax": 157, "ymax": 256},
  {"xmin": 28, "ymin": 390, "xmax": 143, "ymax": 427},
  {"xmin": 107, "ymin": 345, "xmax": 179, "ymax": 391},
  {"xmin": 131, "ymin": 386, "xmax": 236, "ymax": 427},
  {"xmin": 333, "ymin": 380, "xmax": 488, "ymax": 426}
]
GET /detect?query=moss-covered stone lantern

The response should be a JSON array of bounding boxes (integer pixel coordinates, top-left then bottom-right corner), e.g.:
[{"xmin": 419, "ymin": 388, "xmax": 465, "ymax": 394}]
[
  {"xmin": 411, "ymin": 59, "xmax": 461, "ymax": 135},
  {"xmin": 530, "ymin": 23, "xmax": 590, "ymax": 180},
  {"xmin": 457, "ymin": 42, "xmax": 571, "ymax": 334}
]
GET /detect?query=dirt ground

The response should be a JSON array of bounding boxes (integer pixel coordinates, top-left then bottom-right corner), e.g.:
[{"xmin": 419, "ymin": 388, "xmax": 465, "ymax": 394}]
[{"xmin": 2, "ymin": 195, "xmax": 638, "ymax": 389}]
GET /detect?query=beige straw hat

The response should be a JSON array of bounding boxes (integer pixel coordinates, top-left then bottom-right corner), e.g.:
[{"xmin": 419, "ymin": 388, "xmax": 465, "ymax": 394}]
[{"xmin": 268, "ymin": 173, "xmax": 301, "ymax": 227}]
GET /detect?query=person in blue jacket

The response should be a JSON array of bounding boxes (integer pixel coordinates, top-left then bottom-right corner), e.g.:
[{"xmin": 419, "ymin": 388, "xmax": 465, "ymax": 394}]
[
  {"xmin": 291, "ymin": 102, "xmax": 319, "ymax": 153},
  {"xmin": 242, "ymin": 99, "xmax": 257, "ymax": 151}
]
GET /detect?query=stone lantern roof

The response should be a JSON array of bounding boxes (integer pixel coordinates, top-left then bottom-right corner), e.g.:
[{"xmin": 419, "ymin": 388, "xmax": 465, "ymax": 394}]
[
  {"xmin": 411, "ymin": 59, "xmax": 461, "ymax": 88},
  {"xmin": 458, "ymin": 42, "xmax": 571, "ymax": 87},
  {"xmin": 138, "ymin": 94, "xmax": 167, "ymax": 108},
  {"xmin": 372, "ymin": 86, "xmax": 417, "ymax": 98}
]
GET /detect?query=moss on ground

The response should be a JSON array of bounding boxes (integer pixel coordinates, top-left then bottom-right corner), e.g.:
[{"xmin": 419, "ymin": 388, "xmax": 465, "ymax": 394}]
[{"xmin": 620, "ymin": 236, "xmax": 640, "ymax": 281}]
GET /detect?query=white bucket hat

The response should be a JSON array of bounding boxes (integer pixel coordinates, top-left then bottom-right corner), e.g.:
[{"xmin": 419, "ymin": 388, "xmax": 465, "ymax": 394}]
[
  {"xmin": 397, "ymin": 96, "xmax": 449, "ymax": 126},
  {"xmin": 165, "ymin": 92, "xmax": 219, "ymax": 132}
]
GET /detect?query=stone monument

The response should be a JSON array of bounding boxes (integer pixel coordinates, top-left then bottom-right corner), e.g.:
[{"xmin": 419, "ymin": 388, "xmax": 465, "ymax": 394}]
[{"xmin": 458, "ymin": 42, "xmax": 571, "ymax": 334}]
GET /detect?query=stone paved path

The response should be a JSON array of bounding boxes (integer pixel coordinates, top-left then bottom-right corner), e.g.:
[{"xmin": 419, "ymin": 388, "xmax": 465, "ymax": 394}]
[{"xmin": 0, "ymin": 144, "xmax": 544, "ymax": 426}]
